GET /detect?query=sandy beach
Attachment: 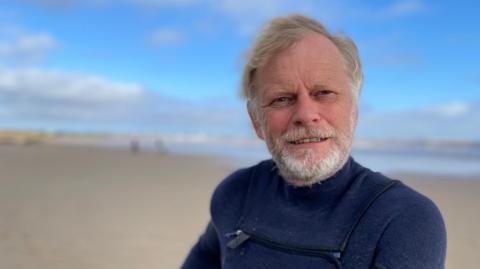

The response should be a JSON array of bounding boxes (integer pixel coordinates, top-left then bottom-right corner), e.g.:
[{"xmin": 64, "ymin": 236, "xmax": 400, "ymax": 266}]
[{"xmin": 0, "ymin": 144, "xmax": 478, "ymax": 268}]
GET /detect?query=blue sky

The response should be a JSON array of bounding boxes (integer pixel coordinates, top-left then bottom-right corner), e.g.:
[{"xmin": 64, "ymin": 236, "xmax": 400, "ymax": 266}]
[{"xmin": 0, "ymin": 0, "xmax": 479, "ymax": 140}]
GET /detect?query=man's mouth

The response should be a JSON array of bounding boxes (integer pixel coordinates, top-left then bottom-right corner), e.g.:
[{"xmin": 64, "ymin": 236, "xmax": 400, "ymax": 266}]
[{"xmin": 289, "ymin": 137, "xmax": 329, "ymax": 145}]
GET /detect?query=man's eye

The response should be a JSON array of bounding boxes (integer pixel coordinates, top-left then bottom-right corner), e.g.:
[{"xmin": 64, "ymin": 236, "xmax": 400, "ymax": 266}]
[
  {"xmin": 270, "ymin": 96, "xmax": 293, "ymax": 107},
  {"xmin": 313, "ymin": 89, "xmax": 337, "ymax": 101},
  {"xmin": 316, "ymin": 90, "xmax": 334, "ymax": 96}
]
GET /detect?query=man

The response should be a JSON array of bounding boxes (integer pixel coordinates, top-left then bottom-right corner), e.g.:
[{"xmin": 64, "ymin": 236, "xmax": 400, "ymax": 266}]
[{"xmin": 182, "ymin": 15, "xmax": 446, "ymax": 269}]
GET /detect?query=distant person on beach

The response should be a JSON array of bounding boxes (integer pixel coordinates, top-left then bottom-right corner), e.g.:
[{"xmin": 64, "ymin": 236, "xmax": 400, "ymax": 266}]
[
  {"xmin": 129, "ymin": 139, "xmax": 140, "ymax": 153},
  {"xmin": 182, "ymin": 15, "xmax": 446, "ymax": 269}
]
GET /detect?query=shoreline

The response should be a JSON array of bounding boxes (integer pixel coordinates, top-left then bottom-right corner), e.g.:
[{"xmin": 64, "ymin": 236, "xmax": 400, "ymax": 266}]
[{"xmin": 1, "ymin": 129, "xmax": 480, "ymax": 176}]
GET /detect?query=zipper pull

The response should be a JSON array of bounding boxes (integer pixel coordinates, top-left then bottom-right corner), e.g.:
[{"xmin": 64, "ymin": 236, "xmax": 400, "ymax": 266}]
[{"xmin": 226, "ymin": 230, "xmax": 251, "ymax": 249}]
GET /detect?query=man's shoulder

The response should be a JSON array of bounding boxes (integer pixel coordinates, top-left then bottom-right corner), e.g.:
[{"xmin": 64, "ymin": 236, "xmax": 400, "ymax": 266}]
[
  {"xmin": 388, "ymin": 180, "xmax": 444, "ymax": 225},
  {"xmin": 353, "ymin": 163, "xmax": 433, "ymax": 204},
  {"xmin": 358, "ymin": 167, "xmax": 444, "ymax": 226},
  {"xmin": 362, "ymin": 173, "xmax": 447, "ymax": 267},
  {"xmin": 353, "ymin": 166, "xmax": 446, "ymax": 263},
  {"xmin": 347, "ymin": 161, "xmax": 443, "ymax": 226}
]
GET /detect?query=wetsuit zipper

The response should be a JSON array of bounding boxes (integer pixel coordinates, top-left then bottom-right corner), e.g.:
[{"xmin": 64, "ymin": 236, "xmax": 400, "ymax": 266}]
[{"xmin": 226, "ymin": 229, "xmax": 342, "ymax": 267}]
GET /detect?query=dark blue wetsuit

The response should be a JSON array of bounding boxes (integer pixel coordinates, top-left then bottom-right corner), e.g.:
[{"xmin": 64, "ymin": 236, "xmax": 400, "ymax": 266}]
[{"xmin": 182, "ymin": 157, "xmax": 446, "ymax": 269}]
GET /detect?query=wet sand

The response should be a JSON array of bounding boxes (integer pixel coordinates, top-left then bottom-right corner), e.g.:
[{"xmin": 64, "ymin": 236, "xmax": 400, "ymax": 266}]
[{"xmin": 0, "ymin": 144, "xmax": 478, "ymax": 268}]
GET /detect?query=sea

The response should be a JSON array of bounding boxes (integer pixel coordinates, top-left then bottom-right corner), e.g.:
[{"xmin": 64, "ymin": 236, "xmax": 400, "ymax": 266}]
[{"xmin": 112, "ymin": 135, "xmax": 480, "ymax": 177}]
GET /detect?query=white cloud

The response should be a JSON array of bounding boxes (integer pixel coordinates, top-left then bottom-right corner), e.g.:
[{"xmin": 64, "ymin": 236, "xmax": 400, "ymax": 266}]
[
  {"xmin": 18, "ymin": 0, "xmax": 346, "ymax": 36},
  {"xmin": 0, "ymin": 67, "xmax": 144, "ymax": 104},
  {"xmin": 211, "ymin": 0, "xmax": 290, "ymax": 34},
  {"xmin": 0, "ymin": 66, "xmax": 250, "ymax": 135},
  {"xmin": 208, "ymin": 0, "xmax": 343, "ymax": 35},
  {"xmin": 17, "ymin": 1, "xmax": 428, "ymax": 38},
  {"xmin": 380, "ymin": 0, "xmax": 426, "ymax": 18},
  {"xmin": 143, "ymin": 0, "xmax": 426, "ymax": 36},
  {"xmin": 133, "ymin": 0, "xmax": 298, "ymax": 36},
  {"xmin": 426, "ymin": 101, "xmax": 472, "ymax": 117},
  {"xmin": 345, "ymin": 0, "xmax": 427, "ymax": 22},
  {"xmin": 208, "ymin": 0, "xmax": 427, "ymax": 35},
  {"xmin": 147, "ymin": 28, "xmax": 185, "ymax": 47},
  {"xmin": 0, "ymin": 29, "xmax": 58, "ymax": 64},
  {"xmin": 357, "ymin": 100, "xmax": 480, "ymax": 140},
  {"xmin": 0, "ymin": 67, "xmax": 146, "ymax": 120}
]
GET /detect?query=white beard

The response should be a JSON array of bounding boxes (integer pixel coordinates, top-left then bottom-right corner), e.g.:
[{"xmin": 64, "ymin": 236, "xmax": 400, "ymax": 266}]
[
  {"xmin": 278, "ymin": 144, "xmax": 343, "ymax": 186},
  {"xmin": 263, "ymin": 115, "xmax": 355, "ymax": 187}
]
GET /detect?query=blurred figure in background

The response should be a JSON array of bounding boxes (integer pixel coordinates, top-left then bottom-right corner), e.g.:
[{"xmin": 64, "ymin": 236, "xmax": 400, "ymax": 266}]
[
  {"xmin": 129, "ymin": 139, "xmax": 140, "ymax": 153},
  {"xmin": 182, "ymin": 14, "xmax": 446, "ymax": 269}
]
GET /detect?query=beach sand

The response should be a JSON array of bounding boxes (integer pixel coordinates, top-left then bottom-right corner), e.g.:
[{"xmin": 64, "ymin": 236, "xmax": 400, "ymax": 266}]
[{"xmin": 0, "ymin": 144, "xmax": 478, "ymax": 268}]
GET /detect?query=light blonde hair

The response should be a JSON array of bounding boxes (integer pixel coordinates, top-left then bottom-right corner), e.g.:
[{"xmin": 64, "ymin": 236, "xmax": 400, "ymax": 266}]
[{"xmin": 242, "ymin": 14, "xmax": 363, "ymax": 112}]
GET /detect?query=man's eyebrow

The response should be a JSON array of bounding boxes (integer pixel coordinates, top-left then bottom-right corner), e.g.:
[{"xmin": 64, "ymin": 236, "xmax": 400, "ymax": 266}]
[
  {"xmin": 268, "ymin": 88, "xmax": 294, "ymax": 94},
  {"xmin": 262, "ymin": 89, "xmax": 296, "ymax": 101},
  {"xmin": 311, "ymin": 83, "xmax": 330, "ymax": 91}
]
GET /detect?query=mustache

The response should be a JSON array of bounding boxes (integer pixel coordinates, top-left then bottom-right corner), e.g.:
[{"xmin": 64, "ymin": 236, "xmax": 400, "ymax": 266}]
[{"xmin": 281, "ymin": 127, "xmax": 336, "ymax": 142}]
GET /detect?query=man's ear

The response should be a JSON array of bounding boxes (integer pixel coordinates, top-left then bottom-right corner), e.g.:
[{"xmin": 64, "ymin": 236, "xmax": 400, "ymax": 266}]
[{"xmin": 247, "ymin": 101, "xmax": 265, "ymax": 140}]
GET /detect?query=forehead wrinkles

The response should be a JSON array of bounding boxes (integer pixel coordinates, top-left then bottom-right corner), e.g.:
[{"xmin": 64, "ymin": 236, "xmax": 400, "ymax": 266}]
[{"xmin": 255, "ymin": 34, "xmax": 349, "ymax": 96}]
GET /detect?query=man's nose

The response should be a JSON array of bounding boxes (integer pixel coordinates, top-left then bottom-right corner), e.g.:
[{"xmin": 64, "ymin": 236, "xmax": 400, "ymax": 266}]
[{"xmin": 292, "ymin": 95, "xmax": 321, "ymax": 127}]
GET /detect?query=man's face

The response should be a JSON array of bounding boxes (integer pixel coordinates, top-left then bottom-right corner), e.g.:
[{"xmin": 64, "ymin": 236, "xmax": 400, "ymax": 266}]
[{"xmin": 250, "ymin": 33, "xmax": 358, "ymax": 186}]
